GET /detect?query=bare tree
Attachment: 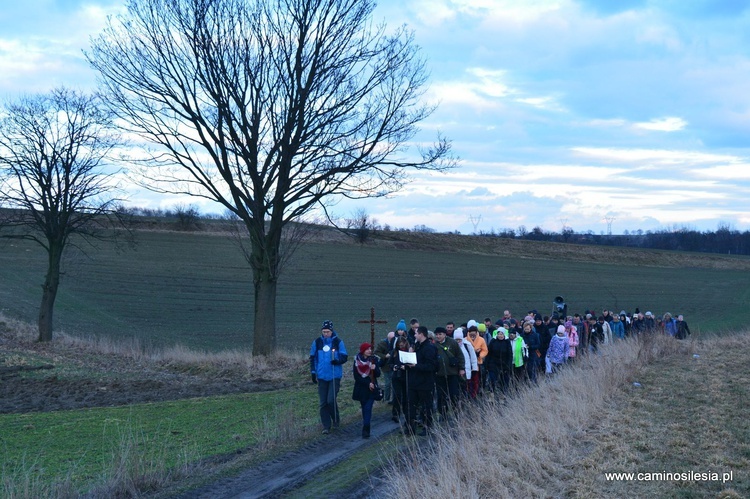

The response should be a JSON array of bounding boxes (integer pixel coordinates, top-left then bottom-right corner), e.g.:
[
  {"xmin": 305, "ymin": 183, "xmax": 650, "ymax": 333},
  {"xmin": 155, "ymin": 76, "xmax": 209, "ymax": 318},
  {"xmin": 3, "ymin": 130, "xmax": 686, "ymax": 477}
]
[
  {"xmin": 0, "ymin": 88, "xmax": 123, "ymax": 342},
  {"xmin": 346, "ymin": 208, "xmax": 375, "ymax": 244},
  {"xmin": 88, "ymin": 0, "xmax": 454, "ymax": 355}
]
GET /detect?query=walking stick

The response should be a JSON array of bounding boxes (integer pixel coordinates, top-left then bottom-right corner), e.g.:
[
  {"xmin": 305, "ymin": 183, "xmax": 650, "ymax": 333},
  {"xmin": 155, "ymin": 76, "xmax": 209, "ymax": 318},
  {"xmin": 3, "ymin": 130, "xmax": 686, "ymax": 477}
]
[
  {"xmin": 331, "ymin": 348, "xmax": 338, "ymax": 426},
  {"xmin": 405, "ymin": 367, "xmax": 410, "ymax": 431}
]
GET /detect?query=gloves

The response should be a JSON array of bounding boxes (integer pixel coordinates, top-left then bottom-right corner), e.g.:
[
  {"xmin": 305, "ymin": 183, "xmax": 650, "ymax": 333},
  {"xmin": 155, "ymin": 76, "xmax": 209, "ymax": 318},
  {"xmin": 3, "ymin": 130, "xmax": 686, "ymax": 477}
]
[
  {"xmin": 330, "ymin": 359, "xmax": 340, "ymax": 365},
  {"xmin": 311, "ymin": 373, "xmax": 317, "ymax": 384}
]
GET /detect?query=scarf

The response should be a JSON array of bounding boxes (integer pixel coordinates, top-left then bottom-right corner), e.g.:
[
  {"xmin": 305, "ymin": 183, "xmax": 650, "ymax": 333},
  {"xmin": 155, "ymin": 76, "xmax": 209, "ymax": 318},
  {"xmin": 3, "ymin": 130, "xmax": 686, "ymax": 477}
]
[{"xmin": 355, "ymin": 354, "xmax": 371, "ymax": 378}]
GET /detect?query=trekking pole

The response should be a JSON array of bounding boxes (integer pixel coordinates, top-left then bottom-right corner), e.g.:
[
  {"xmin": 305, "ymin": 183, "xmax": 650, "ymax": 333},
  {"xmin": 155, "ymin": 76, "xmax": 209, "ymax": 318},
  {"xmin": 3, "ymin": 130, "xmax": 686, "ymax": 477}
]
[
  {"xmin": 405, "ymin": 367, "xmax": 410, "ymax": 431},
  {"xmin": 332, "ymin": 348, "xmax": 338, "ymax": 426}
]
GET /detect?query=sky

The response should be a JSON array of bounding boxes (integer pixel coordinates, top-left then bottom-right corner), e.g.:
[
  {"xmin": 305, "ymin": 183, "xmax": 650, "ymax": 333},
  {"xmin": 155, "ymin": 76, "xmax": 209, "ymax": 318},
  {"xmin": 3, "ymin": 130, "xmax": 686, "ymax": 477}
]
[{"xmin": 2, "ymin": 0, "xmax": 750, "ymax": 235}]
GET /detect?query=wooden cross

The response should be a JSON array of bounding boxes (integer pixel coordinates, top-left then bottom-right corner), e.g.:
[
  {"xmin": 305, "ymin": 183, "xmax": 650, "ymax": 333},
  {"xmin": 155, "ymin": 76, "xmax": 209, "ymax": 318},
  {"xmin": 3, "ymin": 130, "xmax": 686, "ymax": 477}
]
[{"xmin": 358, "ymin": 307, "xmax": 388, "ymax": 346}]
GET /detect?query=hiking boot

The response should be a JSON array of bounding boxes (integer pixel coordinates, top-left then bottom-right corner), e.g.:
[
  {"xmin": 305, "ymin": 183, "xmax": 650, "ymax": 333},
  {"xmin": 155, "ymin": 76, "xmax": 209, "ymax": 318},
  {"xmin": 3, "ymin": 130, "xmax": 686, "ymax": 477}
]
[
  {"xmin": 322, "ymin": 428, "xmax": 330, "ymax": 435},
  {"xmin": 362, "ymin": 424, "xmax": 370, "ymax": 439}
]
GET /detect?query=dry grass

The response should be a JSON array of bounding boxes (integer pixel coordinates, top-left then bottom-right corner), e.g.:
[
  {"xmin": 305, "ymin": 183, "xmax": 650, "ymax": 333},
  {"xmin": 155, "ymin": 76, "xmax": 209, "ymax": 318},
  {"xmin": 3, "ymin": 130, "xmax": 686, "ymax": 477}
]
[
  {"xmin": 84, "ymin": 427, "xmax": 202, "ymax": 499},
  {"xmin": 58, "ymin": 331, "xmax": 305, "ymax": 377},
  {"xmin": 1, "ymin": 459, "xmax": 75, "ymax": 499},
  {"xmin": 570, "ymin": 333, "xmax": 750, "ymax": 498},
  {"xmin": 0, "ymin": 311, "xmax": 305, "ymax": 382},
  {"xmin": 382, "ymin": 332, "xmax": 749, "ymax": 498}
]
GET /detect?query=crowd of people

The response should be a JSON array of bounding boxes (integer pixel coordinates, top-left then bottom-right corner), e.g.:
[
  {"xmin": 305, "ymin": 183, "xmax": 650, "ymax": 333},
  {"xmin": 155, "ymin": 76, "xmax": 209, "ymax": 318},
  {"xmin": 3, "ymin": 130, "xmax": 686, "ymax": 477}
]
[{"xmin": 309, "ymin": 308, "xmax": 691, "ymax": 438}]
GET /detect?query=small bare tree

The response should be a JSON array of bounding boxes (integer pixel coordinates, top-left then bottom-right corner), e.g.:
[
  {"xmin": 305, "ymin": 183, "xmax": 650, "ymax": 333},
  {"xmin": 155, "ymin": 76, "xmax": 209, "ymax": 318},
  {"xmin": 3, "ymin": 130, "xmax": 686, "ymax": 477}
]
[
  {"xmin": 346, "ymin": 208, "xmax": 375, "ymax": 244},
  {"xmin": 88, "ymin": 0, "xmax": 454, "ymax": 355},
  {"xmin": 0, "ymin": 88, "xmax": 123, "ymax": 342}
]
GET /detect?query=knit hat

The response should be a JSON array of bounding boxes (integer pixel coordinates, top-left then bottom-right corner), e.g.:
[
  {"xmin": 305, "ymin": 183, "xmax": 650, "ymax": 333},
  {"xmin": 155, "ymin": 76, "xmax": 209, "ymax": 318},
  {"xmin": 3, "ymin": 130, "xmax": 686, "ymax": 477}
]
[
  {"xmin": 396, "ymin": 319, "xmax": 407, "ymax": 331},
  {"xmin": 478, "ymin": 323, "xmax": 487, "ymax": 333},
  {"xmin": 434, "ymin": 326, "xmax": 447, "ymax": 335},
  {"xmin": 359, "ymin": 342, "xmax": 372, "ymax": 355},
  {"xmin": 467, "ymin": 319, "xmax": 478, "ymax": 329},
  {"xmin": 557, "ymin": 325, "xmax": 566, "ymax": 334},
  {"xmin": 454, "ymin": 329, "xmax": 464, "ymax": 340},
  {"xmin": 322, "ymin": 320, "xmax": 334, "ymax": 331}
]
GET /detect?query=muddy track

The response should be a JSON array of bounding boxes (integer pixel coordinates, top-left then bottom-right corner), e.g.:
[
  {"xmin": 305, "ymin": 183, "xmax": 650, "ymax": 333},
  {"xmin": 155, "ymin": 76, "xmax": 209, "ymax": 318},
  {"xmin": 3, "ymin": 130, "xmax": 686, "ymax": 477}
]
[{"xmin": 177, "ymin": 412, "xmax": 402, "ymax": 498}]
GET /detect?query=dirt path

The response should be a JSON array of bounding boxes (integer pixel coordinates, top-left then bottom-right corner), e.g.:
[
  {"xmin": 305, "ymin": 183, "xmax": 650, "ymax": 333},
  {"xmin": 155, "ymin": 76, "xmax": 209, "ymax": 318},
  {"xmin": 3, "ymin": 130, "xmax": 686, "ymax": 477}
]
[{"xmin": 177, "ymin": 412, "xmax": 400, "ymax": 498}]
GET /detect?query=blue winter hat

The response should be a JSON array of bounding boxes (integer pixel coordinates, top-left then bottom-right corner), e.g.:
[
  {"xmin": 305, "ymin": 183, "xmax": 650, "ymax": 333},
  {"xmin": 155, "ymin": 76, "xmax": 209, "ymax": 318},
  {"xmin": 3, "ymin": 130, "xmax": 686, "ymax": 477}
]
[
  {"xmin": 396, "ymin": 319, "xmax": 407, "ymax": 331},
  {"xmin": 321, "ymin": 320, "xmax": 334, "ymax": 331}
]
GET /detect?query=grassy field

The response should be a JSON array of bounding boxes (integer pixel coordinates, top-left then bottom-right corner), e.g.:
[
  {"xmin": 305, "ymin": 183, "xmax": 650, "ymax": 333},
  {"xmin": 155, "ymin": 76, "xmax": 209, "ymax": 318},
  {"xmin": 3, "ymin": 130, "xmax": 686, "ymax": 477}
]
[
  {"xmin": 0, "ymin": 391, "xmax": 320, "ymax": 495},
  {"xmin": 2, "ymin": 226, "xmax": 750, "ymax": 353},
  {"xmin": 0, "ymin": 313, "xmax": 372, "ymax": 496}
]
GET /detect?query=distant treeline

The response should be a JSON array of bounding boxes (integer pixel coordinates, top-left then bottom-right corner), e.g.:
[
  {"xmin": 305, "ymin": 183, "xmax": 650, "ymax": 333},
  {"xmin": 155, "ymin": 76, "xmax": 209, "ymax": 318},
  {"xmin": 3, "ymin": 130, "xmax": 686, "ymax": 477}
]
[
  {"xmin": 474, "ymin": 224, "xmax": 750, "ymax": 256},
  {"xmin": 111, "ymin": 206, "xmax": 750, "ymax": 256}
]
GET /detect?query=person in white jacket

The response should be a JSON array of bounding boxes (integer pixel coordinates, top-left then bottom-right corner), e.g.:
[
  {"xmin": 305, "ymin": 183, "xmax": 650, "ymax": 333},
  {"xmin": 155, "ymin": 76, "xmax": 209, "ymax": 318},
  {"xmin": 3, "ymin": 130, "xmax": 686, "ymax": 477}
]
[
  {"xmin": 453, "ymin": 328, "xmax": 477, "ymax": 400},
  {"xmin": 599, "ymin": 316, "xmax": 613, "ymax": 345}
]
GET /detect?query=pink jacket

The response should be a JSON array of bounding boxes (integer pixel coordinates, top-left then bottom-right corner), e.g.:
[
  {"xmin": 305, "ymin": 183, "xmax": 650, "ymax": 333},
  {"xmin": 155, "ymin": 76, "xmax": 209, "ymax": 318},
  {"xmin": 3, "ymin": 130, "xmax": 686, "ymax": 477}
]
[{"xmin": 565, "ymin": 323, "xmax": 579, "ymax": 358}]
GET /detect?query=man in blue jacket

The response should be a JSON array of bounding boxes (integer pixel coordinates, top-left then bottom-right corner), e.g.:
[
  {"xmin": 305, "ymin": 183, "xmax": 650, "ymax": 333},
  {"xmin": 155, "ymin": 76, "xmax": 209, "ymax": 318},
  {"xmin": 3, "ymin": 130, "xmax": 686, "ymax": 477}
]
[{"xmin": 310, "ymin": 320, "xmax": 348, "ymax": 434}]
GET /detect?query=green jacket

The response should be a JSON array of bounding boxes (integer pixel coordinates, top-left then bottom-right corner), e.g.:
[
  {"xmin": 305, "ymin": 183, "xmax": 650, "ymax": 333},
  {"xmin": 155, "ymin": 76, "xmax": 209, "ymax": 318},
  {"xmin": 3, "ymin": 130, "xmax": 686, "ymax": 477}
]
[
  {"xmin": 435, "ymin": 337, "xmax": 465, "ymax": 377},
  {"xmin": 373, "ymin": 337, "xmax": 391, "ymax": 366}
]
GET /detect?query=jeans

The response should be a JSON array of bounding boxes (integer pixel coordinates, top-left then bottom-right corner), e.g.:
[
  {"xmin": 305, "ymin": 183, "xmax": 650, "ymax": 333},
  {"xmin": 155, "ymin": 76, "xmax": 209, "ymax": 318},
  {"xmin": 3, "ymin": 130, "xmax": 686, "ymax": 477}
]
[
  {"xmin": 407, "ymin": 387, "xmax": 434, "ymax": 433},
  {"xmin": 317, "ymin": 378, "xmax": 341, "ymax": 430},
  {"xmin": 360, "ymin": 397, "xmax": 375, "ymax": 426},
  {"xmin": 526, "ymin": 355, "xmax": 539, "ymax": 384},
  {"xmin": 435, "ymin": 375, "xmax": 460, "ymax": 417},
  {"xmin": 382, "ymin": 369, "xmax": 393, "ymax": 402}
]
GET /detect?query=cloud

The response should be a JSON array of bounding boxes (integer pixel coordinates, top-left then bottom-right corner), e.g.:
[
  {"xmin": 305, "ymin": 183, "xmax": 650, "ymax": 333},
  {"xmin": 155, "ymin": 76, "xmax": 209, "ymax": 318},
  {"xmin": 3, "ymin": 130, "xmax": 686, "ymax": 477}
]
[
  {"xmin": 633, "ymin": 117, "xmax": 688, "ymax": 132},
  {"xmin": 407, "ymin": 0, "xmax": 566, "ymax": 27},
  {"xmin": 6, "ymin": 0, "xmax": 750, "ymax": 235},
  {"xmin": 0, "ymin": 2, "xmax": 122, "ymax": 94},
  {"xmin": 570, "ymin": 147, "xmax": 741, "ymax": 165}
]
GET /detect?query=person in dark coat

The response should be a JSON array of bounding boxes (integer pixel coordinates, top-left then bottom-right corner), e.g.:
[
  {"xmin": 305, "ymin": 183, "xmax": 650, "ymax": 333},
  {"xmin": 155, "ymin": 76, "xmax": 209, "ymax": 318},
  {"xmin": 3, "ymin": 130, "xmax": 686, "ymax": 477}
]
[
  {"xmin": 434, "ymin": 326, "xmax": 465, "ymax": 419},
  {"xmin": 389, "ymin": 336, "xmax": 411, "ymax": 423},
  {"xmin": 535, "ymin": 315, "xmax": 551, "ymax": 368},
  {"xmin": 405, "ymin": 326, "xmax": 438, "ymax": 436},
  {"xmin": 352, "ymin": 343, "xmax": 381, "ymax": 438},
  {"xmin": 676, "ymin": 314, "xmax": 691, "ymax": 339},
  {"xmin": 588, "ymin": 315, "xmax": 604, "ymax": 354},
  {"xmin": 521, "ymin": 321, "xmax": 541, "ymax": 384},
  {"xmin": 486, "ymin": 330, "xmax": 513, "ymax": 394},
  {"xmin": 374, "ymin": 331, "xmax": 394, "ymax": 403}
]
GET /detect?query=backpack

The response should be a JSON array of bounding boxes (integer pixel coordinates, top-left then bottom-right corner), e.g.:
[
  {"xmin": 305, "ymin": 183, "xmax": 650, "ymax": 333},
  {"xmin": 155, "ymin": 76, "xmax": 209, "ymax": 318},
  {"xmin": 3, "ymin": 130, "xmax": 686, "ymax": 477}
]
[{"xmin": 314, "ymin": 336, "xmax": 347, "ymax": 365}]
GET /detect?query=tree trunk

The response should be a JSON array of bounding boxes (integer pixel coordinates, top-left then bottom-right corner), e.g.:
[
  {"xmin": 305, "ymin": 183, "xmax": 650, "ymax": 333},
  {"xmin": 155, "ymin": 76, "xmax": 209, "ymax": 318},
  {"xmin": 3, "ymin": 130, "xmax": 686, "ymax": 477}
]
[
  {"xmin": 38, "ymin": 243, "xmax": 63, "ymax": 342},
  {"xmin": 253, "ymin": 275, "xmax": 277, "ymax": 356},
  {"xmin": 248, "ymin": 219, "xmax": 281, "ymax": 357}
]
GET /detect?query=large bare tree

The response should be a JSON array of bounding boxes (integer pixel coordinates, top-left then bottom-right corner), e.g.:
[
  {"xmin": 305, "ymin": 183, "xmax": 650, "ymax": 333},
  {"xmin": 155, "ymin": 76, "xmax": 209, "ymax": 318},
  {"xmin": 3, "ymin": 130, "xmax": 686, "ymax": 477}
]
[
  {"xmin": 0, "ymin": 88, "xmax": 123, "ymax": 342},
  {"xmin": 88, "ymin": 0, "xmax": 454, "ymax": 355}
]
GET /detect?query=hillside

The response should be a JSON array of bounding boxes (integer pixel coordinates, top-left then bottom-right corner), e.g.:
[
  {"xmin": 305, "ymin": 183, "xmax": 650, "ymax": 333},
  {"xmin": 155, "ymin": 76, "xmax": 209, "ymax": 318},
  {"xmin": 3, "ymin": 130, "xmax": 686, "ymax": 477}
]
[
  {"xmin": 358, "ymin": 228, "xmax": 750, "ymax": 270},
  {"xmin": 2, "ymin": 220, "xmax": 750, "ymax": 354},
  {"xmin": 134, "ymin": 217, "xmax": 750, "ymax": 270}
]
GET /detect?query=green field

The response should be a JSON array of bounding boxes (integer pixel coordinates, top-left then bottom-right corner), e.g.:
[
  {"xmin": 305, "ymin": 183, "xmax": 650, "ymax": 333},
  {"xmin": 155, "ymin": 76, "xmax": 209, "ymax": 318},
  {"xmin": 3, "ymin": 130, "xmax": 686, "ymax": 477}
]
[{"xmin": 2, "ymin": 228, "xmax": 749, "ymax": 353}]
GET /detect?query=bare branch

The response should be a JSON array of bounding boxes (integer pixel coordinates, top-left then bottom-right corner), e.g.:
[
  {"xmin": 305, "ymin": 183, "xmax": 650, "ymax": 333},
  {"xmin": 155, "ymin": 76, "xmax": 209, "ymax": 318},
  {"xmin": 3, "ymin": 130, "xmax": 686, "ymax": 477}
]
[
  {"xmin": 0, "ymin": 87, "xmax": 128, "ymax": 341},
  {"xmin": 88, "ymin": 0, "xmax": 455, "ymax": 354}
]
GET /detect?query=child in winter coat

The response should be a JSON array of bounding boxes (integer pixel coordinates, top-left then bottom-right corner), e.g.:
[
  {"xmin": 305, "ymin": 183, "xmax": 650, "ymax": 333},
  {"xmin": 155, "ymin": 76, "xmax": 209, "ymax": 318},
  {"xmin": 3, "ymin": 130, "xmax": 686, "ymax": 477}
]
[{"xmin": 565, "ymin": 320, "xmax": 579, "ymax": 359}]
